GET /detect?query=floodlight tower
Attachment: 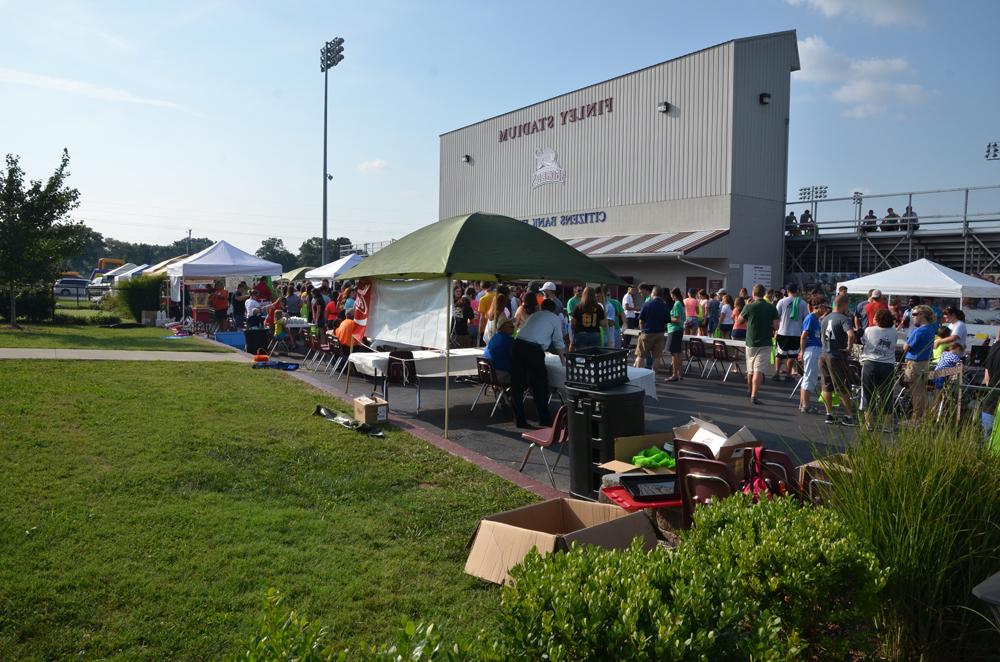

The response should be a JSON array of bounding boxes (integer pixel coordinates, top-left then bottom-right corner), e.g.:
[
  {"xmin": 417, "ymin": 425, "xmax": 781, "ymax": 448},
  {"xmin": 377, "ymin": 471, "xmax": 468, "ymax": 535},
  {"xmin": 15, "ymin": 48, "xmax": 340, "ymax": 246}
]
[
  {"xmin": 320, "ymin": 37, "xmax": 345, "ymax": 264},
  {"xmin": 987, "ymin": 141, "xmax": 999, "ymax": 162}
]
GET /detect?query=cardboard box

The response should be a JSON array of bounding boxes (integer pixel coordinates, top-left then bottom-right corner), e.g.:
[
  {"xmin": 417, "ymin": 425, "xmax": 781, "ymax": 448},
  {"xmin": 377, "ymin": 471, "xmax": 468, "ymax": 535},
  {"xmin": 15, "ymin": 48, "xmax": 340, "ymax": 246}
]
[
  {"xmin": 598, "ymin": 433, "xmax": 675, "ymax": 475},
  {"xmin": 796, "ymin": 453, "xmax": 851, "ymax": 488},
  {"xmin": 353, "ymin": 395, "xmax": 388, "ymax": 425},
  {"xmin": 673, "ymin": 417, "xmax": 759, "ymax": 462},
  {"xmin": 464, "ymin": 498, "xmax": 658, "ymax": 585}
]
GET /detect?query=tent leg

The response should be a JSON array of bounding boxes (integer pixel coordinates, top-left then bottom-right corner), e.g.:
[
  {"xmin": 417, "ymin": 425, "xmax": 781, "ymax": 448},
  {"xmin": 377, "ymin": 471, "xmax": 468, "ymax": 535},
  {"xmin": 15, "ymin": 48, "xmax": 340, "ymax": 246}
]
[{"xmin": 445, "ymin": 277, "xmax": 451, "ymax": 439}]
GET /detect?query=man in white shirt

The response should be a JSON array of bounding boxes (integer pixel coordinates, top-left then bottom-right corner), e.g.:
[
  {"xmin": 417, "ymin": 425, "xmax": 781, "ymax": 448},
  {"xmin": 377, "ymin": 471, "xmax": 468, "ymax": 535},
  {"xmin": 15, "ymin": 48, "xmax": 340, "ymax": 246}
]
[
  {"xmin": 622, "ymin": 285, "xmax": 637, "ymax": 348},
  {"xmin": 774, "ymin": 283, "xmax": 807, "ymax": 381},
  {"xmin": 511, "ymin": 299, "xmax": 565, "ymax": 428}
]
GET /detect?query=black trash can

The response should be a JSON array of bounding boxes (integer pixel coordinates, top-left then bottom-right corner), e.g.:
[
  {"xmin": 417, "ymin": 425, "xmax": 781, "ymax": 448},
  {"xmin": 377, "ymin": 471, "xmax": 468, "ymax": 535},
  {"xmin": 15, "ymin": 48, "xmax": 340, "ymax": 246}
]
[
  {"xmin": 566, "ymin": 383, "xmax": 645, "ymax": 500},
  {"xmin": 244, "ymin": 328, "xmax": 270, "ymax": 354}
]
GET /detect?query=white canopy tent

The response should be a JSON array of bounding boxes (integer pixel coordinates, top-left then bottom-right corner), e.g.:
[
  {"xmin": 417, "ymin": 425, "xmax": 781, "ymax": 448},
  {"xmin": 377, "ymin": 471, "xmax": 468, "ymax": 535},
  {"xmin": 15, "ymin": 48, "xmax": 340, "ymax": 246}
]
[
  {"xmin": 166, "ymin": 240, "xmax": 282, "ymax": 310},
  {"xmin": 304, "ymin": 253, "xmax": 365, "ymax": 281},
  {"xmin": 167, "ymin": 240, "xmax": 282, "ymax": 278},
  {"xmin": 114, "ymin": 264, "xmax": 148, "ymax": 283},
  {"xmin": 838, "ymin": 259, "xmax": 1000, "ymax": 299}
]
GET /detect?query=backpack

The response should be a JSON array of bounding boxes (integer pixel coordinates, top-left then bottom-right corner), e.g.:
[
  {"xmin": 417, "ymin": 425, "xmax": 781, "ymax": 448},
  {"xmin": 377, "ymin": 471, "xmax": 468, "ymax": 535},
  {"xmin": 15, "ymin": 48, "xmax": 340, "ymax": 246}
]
[{"xmin": 743, "ymin": 447, "xmax": 784, "ymax": 502}]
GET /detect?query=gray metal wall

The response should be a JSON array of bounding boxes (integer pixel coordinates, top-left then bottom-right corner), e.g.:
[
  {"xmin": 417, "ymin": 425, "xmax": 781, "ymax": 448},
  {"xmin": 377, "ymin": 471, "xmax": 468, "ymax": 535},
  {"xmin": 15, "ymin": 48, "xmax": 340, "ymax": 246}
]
[{"xmin": 439, "ymin": 41, "xmax": 737, "ymax": 230}]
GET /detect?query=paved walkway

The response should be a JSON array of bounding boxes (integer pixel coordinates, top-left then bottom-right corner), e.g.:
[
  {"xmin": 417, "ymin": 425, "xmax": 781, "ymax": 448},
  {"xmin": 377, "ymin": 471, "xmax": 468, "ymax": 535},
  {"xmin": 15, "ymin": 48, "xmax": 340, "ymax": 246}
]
[{"xmin": 0, "ymin": 348, "xmax": 247, "ymax": 362}]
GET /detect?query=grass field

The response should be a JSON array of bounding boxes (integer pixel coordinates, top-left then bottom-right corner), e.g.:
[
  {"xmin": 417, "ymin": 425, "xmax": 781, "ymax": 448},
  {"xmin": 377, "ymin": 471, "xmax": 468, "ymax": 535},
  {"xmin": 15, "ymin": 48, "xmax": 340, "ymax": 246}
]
[
  {"xmin": 0, "ymin": 361, "xmax": 536, "ymax": 659},
  {"xmin": 0, "ymin": 324, "xmax": 228, "ymax": 352}
]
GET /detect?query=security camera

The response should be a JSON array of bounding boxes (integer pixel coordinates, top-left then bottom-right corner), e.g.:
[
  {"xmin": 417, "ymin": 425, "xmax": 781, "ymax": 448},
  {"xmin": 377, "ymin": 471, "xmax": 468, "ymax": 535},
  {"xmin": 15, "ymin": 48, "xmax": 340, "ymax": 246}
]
[{"xmin": 326, "ymin": 174, "xmax": 333, "ymax": 181}]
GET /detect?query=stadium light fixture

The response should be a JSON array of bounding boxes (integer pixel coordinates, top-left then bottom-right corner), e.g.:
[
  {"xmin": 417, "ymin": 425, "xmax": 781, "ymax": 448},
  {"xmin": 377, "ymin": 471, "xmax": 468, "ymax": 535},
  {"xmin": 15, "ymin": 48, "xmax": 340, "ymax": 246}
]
[{"xmin": 320, "ymin": 37, "xmax": 345, "ymax": 264}]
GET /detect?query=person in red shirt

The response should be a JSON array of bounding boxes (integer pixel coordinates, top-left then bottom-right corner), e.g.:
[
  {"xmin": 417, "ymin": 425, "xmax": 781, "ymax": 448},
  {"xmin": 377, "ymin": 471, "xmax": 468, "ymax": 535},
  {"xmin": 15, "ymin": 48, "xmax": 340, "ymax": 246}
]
[
  {"xmin": 265, "ymin": 294, "xmax": 285, "ymax": 328},
  {"xmin": 866, "ymin": 289, "xmax": 889, "ymax": 328},
  {"xmin": 208, "ymin": 283, "xmax": 230, "ymax": 331},
  {"xmin": 324, "ymin": 297, "xmax": 340, "ymax": 330},
  {"xmin": 253, "ymin": 277, "xmax": 272, "ymax": 301}
]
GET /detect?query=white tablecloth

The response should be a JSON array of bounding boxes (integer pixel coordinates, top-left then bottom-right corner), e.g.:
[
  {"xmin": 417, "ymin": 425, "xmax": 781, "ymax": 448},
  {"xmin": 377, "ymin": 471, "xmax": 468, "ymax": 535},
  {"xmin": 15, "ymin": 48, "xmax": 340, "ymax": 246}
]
[
  {"xmin": 348, "ymin": 348, "xmax": 484, "ymax": 377},
  {"xmin": 542, "ymin": 353, "xmax": 657, "ymax": 400}
]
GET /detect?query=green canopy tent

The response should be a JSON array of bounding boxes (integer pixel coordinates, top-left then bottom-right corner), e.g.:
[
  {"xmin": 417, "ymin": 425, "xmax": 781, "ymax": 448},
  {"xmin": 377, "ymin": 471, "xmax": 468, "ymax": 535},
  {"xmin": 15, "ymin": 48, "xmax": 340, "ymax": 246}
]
[
  {"xmin": 281, "ymin": 266, "xmax": 315, "ymax": 282},
  {"xmin": 341, "ymin": 212, "xmax": 625, "ymax": 437}
]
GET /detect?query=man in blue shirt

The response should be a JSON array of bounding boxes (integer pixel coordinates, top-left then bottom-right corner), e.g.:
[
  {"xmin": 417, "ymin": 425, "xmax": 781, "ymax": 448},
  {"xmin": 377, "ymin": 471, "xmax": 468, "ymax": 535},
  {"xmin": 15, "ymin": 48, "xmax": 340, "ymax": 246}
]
[
  {"xmin": 483, "ymin": 318, "xmax": 514, "ymax": 385},
  {"xmin": 634, "ymin": 286, "xmax": 669, "ymax": 369},
  {"xmin": 902, "ymin": 304, "xmax": 939, "ymax": 422}
]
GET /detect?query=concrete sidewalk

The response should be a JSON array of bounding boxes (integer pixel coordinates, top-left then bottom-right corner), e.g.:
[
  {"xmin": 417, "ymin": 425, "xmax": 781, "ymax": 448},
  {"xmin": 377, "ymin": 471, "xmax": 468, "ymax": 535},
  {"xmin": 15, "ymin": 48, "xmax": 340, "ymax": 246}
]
[{"xmin": 0, "ymin": 348, "xmax": 248, "ymax": 362}]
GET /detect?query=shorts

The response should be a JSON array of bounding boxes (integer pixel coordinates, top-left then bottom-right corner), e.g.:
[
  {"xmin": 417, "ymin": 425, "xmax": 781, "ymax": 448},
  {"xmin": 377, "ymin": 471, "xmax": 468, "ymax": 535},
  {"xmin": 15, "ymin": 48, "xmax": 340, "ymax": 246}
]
[
  {"xmin": 820, "ymin": 354, "xmax": 853, "ymax": 394},
  {"xmin": 684, "ymin": 316, "xmax": 699, "ymax": 330},
  {"xmin": 776, "ymin": 334, "xmax": 801, "ymax": 357},
  {"xmin": 706, "ymin": 317, "xmax": 719, "ymax": 334},
  {"xmin": 214, "ymin": 308, "xmax": 228, "ymax": 322},
  {"xmin": 667, "ymin": 330, "xmax": 683, "ymax": 355},
  {"xmin": 731, "ymin": 328, "xmax": 746, "ymax": 340},
  {"xmin": 746, "ymin": 346, "xmax": 771, "ymax": 375},
  {"xmin": 636, "ymin": 332, "xmax": 665, "ymax": 362},
  {"xmin": 861, "ymin": 361, "xmax": 895, "ymax": 412},
  {"xmin": 801, "ymin": 345, "xmax": 820, "ymax": 392}
]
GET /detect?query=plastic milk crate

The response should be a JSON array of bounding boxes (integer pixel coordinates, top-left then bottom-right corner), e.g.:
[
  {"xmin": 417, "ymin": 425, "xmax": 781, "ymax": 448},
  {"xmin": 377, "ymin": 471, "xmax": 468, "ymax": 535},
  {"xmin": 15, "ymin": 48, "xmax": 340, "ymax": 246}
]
[{"xmin": 564, "ymin": 347, "xmax": 628, "ymax": 391}]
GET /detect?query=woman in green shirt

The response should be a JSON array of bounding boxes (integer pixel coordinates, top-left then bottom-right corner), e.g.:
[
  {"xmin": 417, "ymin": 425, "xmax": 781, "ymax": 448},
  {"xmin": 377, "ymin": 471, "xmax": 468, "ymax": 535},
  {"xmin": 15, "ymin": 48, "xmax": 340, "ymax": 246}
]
[{"xmin": 666, "ymin": 287, "xmax": 686, "ymax": 382}]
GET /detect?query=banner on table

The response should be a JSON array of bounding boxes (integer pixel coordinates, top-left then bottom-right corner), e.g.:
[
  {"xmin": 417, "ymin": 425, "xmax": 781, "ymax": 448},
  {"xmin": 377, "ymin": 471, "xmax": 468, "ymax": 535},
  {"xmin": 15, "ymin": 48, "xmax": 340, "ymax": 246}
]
[
  {"xmin": 367, "ymin": 278, "xmax": 449, "ymax": 350},
  {"xmin": 353, "ymin": 278, "xmax": 373, "ymax": 344}
]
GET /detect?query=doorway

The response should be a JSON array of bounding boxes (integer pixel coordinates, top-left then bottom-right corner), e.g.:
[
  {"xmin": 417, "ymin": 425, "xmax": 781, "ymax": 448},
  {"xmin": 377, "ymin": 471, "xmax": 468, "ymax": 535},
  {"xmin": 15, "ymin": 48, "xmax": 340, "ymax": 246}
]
[{"xmin": 685, "ymin": 276, "xmax": 707, "ymax": 294}]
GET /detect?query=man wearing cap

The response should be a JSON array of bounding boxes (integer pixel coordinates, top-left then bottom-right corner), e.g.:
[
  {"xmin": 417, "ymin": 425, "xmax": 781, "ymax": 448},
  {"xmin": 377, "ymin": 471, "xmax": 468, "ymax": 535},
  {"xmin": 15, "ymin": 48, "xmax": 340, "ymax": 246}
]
[
  {"xmin": 510, "ymin": 298, "xmax": 565, "ymax": 428},
  {"xmin": 865, "ymin": 289, "xmax": 888, "ymax": 328}
]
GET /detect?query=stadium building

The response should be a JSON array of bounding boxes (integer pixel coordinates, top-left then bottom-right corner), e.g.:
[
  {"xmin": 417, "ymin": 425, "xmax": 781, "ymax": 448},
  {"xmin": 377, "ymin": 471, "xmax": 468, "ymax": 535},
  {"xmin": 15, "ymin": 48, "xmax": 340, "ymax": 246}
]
[{"xmin": 439, "ymin": 30, "xmax": 801, "ymax": 292}]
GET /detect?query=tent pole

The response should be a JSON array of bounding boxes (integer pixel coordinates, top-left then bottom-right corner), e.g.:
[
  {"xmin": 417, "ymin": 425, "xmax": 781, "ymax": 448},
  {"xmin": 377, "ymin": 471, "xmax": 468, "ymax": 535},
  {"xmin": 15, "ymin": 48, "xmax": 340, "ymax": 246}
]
[{"xmin": 445, "ymin": 276, "xmax": 451, "ymax": 439}]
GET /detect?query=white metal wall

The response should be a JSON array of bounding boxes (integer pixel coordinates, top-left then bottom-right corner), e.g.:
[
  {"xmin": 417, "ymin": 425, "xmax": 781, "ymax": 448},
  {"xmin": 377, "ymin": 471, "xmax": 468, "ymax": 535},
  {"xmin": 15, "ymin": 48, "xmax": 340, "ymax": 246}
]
[{"xmin": 439, "ymin": 41, "xmax": 737, "ymax": 225}]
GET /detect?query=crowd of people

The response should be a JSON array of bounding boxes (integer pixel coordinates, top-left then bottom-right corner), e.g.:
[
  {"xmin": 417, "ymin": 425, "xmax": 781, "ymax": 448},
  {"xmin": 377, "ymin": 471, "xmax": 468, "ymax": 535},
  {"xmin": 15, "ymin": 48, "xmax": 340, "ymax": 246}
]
[{"xmin": 784, "ymin": 205, "xmax": 920, "ymax": 236}]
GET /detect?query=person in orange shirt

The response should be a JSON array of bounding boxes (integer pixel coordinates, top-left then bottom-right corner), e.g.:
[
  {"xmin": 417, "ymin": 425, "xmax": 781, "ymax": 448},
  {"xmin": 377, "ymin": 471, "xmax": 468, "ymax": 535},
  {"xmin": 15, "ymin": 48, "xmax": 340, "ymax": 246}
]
[
  {"xmin": 334, "ymin": 311, "xmax": 357, "ymax": 353},
  {"xmin": 208, "ymin": 282, "xmax": 231, "ymax": 331}
]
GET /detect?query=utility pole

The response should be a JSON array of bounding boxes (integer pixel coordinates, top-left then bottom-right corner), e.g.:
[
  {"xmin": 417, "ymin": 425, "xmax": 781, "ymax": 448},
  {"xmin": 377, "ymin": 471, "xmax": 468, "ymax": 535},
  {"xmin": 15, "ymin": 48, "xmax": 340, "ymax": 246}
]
[
  {"xmin": 186, "ymin": 228, "xmax": 192, "ymax": 255},
  {"xmin": 320, "ymin": 37, "xmax": 345, "ymax": 264}
]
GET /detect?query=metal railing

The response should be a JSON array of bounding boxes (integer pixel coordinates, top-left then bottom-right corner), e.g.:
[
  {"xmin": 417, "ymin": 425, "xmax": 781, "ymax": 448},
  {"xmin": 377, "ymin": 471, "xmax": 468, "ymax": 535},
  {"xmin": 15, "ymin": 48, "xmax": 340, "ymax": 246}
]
[{"xmin": 343, "ymin": 239, "xmax": 395, "ymax": 256}]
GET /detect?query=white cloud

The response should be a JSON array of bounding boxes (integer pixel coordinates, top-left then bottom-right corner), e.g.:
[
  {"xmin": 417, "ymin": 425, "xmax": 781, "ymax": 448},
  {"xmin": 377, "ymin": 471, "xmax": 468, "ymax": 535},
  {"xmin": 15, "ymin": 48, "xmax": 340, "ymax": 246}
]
[
  {"xmin": 0, "ymin": 67, "xmax": 203, "ymax": 116},
  {"xmin": 785, "ymin": 0, "xmax": 924, "ymax": 26},
  {"xmin": 357, "ymin": 159, "xmax": 390, "ymax": 174},
  {"xmin": 795, "ymin": 36, "xmax": 928, "ymax": 118},
  {"xmin": 833, "ymin": 80, "xmax": 928, "ymax": 117}
]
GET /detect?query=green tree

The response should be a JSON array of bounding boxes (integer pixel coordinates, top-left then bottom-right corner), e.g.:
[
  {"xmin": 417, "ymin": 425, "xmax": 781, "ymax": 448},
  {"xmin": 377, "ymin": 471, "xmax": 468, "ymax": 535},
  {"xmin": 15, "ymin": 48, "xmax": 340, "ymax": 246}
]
[
  {"xmin": 61, "ymin": 225, "xmax": 106, "ymax": 274},
  {"xmin": 297, "ymin": 236, "xmax": 352, "ymax": 267},
  {"xmin": 256, "ymin": 237, "xmax": 297, "ymax": 271},
  {"xmin": 0, "ymin": 150, "xmax": 88, "ymax": 326}
]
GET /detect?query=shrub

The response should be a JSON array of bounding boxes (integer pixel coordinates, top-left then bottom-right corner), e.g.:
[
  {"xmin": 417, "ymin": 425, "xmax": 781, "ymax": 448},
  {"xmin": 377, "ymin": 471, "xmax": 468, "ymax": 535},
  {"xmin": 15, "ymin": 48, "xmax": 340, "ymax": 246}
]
[
  {"xmin": 829, "ymin": 418, "xmax": 1000, "ymax": 660},
  {"xmin": 116, "ymin": 274, "xmax": 165, "ymax": 322},
  {"xmin": 51, "ymin": 312, "xmax": 123, "ymax": 326},
  {"xmin": 496, "ymin": 495, "xmax": 885, "ymax": 661},
  {"xmin": 0, "ymin": 286, "xmax": 56, "ymax": 322}
]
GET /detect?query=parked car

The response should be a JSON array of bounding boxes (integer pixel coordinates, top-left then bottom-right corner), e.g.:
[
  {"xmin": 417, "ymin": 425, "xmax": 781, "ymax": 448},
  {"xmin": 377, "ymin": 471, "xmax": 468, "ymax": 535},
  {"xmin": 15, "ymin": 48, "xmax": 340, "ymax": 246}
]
[{"xmin": 53, "ymin": 277, "xmax": 91, "ymax": 297}]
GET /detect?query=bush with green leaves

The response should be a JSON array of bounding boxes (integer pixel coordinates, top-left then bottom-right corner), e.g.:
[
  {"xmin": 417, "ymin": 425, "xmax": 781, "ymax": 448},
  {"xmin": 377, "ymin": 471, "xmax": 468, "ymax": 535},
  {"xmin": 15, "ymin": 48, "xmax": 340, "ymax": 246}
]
[
  {"xmin": 0, "ymin": 286, "xmax": 56, "ymax": 322},
  {"xmin": 496, "ymin": 494, "xmax": 885, "ymax": 661},
  {"xmin": 115, "ymin": 274, "xmax": 165, "ymax": 322},
  {"xmin": 829, "ymin": 418, "xmax": 1000, "ymax": 660}
]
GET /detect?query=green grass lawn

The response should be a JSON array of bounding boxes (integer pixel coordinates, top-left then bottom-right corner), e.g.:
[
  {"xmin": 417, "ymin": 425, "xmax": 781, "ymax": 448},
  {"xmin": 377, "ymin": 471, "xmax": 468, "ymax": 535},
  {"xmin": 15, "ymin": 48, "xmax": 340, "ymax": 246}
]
[
  {"xmin": 0, "ymin": 361, "xmax": 536, "ymax": 660},
  {"xmin": 0, "ymin": 324, "xmax": 228, "ymax": 352}
]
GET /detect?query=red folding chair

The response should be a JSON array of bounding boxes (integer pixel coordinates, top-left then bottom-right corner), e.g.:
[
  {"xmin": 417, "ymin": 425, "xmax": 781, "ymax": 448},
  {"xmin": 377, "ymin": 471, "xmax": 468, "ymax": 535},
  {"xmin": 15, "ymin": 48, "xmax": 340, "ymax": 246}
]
[
  {"xmin": 677, "ymin": 456, "xmax": 740, "ymax": 528},
  {"xmin": 519, "ymin": 405, "xmax": 568, "ymax": 489}
]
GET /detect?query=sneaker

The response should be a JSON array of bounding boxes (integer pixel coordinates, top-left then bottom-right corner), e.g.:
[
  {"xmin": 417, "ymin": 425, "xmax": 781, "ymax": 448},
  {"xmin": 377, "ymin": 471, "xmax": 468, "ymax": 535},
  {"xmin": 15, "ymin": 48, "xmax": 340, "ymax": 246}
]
[
  {"xmin": 751, "ymin": 396, "xmax": 762, "ymax": 405},
  {"xmin": 841, "ymin": 416, "xmax": 856, "ymax": 427},
  {"xmin": 825, "ymin": 414, "xmax": 835, "ymax": 425}
]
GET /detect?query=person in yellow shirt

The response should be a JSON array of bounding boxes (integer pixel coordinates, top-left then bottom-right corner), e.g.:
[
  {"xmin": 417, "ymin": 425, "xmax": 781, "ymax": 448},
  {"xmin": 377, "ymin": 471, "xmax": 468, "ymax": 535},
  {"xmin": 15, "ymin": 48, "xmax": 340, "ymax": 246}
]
[{"xmin": 476, "ymin": 282, "xmax": 496, "ymax": 344}]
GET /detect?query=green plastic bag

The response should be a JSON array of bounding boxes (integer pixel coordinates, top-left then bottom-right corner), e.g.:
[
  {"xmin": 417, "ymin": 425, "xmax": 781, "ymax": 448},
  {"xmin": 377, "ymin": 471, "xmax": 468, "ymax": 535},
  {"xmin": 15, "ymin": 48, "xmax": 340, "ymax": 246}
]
[{"xmin": 632, "ymin": 447, "xmax": 677, "ymax": 470}]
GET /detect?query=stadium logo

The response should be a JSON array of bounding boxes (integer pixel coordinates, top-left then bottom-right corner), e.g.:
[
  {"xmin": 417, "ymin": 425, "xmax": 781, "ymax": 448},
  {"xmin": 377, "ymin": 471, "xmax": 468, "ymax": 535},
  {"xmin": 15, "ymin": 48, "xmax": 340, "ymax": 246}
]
[{"xmin": 531, "ymin": 147, "xmax": 566, "ymax": 189}]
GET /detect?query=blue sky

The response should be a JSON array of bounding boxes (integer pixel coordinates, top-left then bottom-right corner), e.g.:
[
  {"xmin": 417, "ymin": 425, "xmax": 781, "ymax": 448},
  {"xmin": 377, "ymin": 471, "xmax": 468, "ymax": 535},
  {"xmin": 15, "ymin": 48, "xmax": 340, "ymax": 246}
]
[{"xmin": 1, "ymin": 0, "xmax": 997, "ymax": 255}]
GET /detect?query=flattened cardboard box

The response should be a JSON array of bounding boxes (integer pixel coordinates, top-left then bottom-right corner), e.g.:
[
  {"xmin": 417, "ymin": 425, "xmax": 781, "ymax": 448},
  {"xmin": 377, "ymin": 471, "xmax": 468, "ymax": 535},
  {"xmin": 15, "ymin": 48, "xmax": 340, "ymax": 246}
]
[
  {"xmin": 597, "ymin": 433, "xmax": 675, "ymax": 475},
  {"xmin": 353, "ymin": 395, "xmax": 388, "ymax": 425},
  {"xmin": 465, "ymin": 498, "xmax": 658, "ymax": 585}
]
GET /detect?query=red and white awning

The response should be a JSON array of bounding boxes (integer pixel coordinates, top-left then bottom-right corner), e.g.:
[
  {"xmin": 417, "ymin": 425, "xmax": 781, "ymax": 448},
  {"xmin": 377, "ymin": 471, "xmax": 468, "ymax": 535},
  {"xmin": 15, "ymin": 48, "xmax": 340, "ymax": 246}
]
[{"xmin": 564, "ymin": 229, "xmax": 729, "ymax": 258}]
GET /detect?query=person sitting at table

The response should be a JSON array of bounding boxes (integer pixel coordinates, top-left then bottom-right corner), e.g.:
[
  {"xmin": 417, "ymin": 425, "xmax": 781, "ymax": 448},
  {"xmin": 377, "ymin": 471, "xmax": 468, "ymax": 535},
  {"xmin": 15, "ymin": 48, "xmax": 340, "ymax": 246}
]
[
  {"xmin": 271, "ymin": 311, "xmax": 289, "ymax": 354},
  {"xmin": 335, "ymin": 311, "xmax": 358, "ymax": 360},
  {"xmin": 932, "ymin": 340, "xmax": 963, "ymax": 390},
  {"xmin": 265, "ymin": 293, "xmax": 285, "ymax": 329},
  {"xmin": 511, "ymin": 298, "xmax": 565, "ymax": 429},
  {"xmin": 483, "ymin": 317, "xmax": 515, "ymax": 385},
  {"xmin": 245, "ymin": 291, "xmax": 268, "ymax": 329}
]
